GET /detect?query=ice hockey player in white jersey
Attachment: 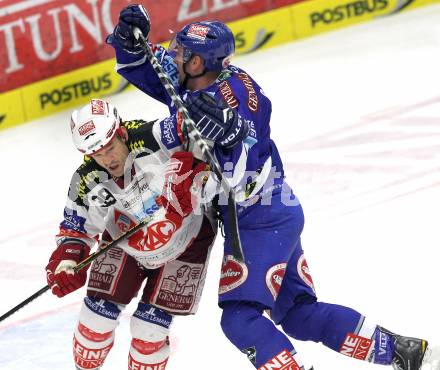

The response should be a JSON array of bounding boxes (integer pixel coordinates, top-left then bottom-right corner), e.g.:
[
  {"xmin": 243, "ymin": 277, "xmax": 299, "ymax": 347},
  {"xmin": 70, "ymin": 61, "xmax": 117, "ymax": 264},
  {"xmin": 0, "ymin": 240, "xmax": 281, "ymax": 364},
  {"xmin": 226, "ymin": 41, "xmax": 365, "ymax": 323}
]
[
  {"xmin": 45, "ymin": 99, "xmax": 216, "ymax": 369},
  {"xmin": 104, "ymin": 4, "xmax": 439, "ymax": 370}
]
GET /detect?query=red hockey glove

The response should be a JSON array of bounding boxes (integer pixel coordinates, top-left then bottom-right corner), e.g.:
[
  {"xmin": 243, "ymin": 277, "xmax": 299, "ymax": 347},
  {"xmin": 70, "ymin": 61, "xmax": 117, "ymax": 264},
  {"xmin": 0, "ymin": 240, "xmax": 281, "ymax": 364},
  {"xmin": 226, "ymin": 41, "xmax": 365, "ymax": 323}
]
[
  {"xmin": 157, "ymin": 151, "xmax": 208, "ymax": 225},
  {"xmin": 46, "ymin": 243, "xmax": 90, "ymax": 298}
]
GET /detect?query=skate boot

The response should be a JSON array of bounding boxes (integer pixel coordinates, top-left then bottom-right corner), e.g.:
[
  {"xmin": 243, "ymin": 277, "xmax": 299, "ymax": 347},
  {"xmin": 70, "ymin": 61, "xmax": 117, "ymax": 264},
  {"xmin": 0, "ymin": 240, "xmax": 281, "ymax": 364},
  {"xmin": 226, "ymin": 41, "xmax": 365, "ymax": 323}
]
[{"xmin": 378, "ymin": 326, "xmax": 428, "ymax": 370}]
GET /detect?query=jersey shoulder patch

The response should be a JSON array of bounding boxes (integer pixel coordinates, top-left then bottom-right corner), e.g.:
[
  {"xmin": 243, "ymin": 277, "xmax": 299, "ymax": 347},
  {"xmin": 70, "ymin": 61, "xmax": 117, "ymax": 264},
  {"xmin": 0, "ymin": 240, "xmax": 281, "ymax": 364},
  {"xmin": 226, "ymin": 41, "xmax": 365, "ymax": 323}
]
[{"xmin": 70, "ymin": 158, "xmax": 106, "ymax": 208}]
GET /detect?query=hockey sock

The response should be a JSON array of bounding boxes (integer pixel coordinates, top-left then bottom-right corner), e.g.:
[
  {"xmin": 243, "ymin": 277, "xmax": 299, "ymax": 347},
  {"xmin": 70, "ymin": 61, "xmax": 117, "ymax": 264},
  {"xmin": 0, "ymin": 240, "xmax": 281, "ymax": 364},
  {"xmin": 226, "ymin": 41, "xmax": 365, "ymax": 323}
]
[
  {"xmin": 221, "ymin": 301, "xmax": 304, "ymax": 369},
  {"xmin": 74, "ymin": 297, "xmax": 121, "ymax": 370},
  {"xmin": 280, "ymin": 301, "xmax": 380, "ymax": 362},
  {"xmin": 129, "ymin": 302, "xmax": 172, "ymax": 369}
]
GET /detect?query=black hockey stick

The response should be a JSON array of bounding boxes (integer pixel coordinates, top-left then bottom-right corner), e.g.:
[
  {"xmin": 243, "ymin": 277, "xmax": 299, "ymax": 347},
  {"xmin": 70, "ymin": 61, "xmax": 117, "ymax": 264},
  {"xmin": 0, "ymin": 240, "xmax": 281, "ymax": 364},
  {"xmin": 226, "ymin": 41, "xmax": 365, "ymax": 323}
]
[
  {"xmin": 133, "ymin": 27, "xmax": 244, "ymax": 262},
  {"xmin": 0, "ymin": 219, "xmax": 149, "ymax": 323}
]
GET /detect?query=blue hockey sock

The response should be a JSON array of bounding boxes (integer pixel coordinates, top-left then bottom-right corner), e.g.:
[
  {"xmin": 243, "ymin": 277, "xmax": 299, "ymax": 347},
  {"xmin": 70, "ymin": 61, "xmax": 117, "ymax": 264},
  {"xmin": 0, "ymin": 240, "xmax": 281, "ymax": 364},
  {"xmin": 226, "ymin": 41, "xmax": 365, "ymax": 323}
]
[
  {"xmin": 280, "ymin": 301, "xmax": 364, "ymax": 352},
  {"xmin": 221, "ymin": 301, "xmax": 300, "ymax": 368}
]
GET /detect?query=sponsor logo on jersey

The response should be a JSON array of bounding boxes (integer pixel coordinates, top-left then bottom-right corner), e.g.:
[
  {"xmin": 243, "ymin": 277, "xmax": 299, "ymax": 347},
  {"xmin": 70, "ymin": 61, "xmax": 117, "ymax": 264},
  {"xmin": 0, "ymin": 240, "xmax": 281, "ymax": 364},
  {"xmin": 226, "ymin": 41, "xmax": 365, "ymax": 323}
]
[
  {"xmin": 237, "ymin": 72, "xmax": 259, "ymax": 112},
  {"xmin": 219, "ymin": 80, "xmax": 239, "ymax": 109},
  {"xmin": 114, "ymin": 210, "xmax": 136, "ymax": 233},
  {"xmin": 258, "ymin": 349, "xmax": 301, "ymax": 370},
  {"xmin": 128, "ymin": 139, "xmax": 146, "ymax": 155},
  {"xmin": 266, "ymin": 263, "xmax": 287, "ymax": 299},
  {"xmin": 219, "ymin": 255, "xmax": 248, "ymax": 294},
  {"xmin": 129, "ymin": 220, "xmax": 176, "ymax": 252},
  {"xmin": 89, "ymin": 247, "xmax": 125, "ymax": 294},
  {"xmin": 160, "ymin": 116, "xmax": 180, "ymax": 150},
  {"xmin": 60, "ymin": 208, "xmax": 87, "ymax": 233},
  {"xmin": 125, "ymin": 120, "xmax": 143, "ymax": 130},
  {"xmin": 310, "ymin": 0, "xmax": 389, "ymax": 27},
  {"xmin": 340, "ymin": 333, "xmax": 372, "ymax": 360},
  {"xmin": 91, "ymin": 99, "xmax": 105, "ymax": 115},
  {"xmin": 153, "ymin": 261, "xmax": 203, "ymax": 313},
  {"xmin": 187, "ymin": 24, "xmax": 210, "ymax": 40},
  {"xmin": 90, "ymin": 188, "xmax": 116, "ymax": 208},
  {"xmin": 297, "ymin": 254, "xmax": 315, "ymax": 292},
  {"xmin": 145, "ymin": 203, "xmax": 161, "ymax": 216},
  {"xmin": 76, "ymin": 169, "xmax": 101, "ymax": 204},
  {"xmin": 217, "ymin": 70, "xmax": 233, "ymax": 82},
  {"xmin": 78, "ymin": 120, "xmax": 96, "ymax": 136},
  {"xmin": 121, "ymin": 187, "xmax": 157, "ymax": 213}
]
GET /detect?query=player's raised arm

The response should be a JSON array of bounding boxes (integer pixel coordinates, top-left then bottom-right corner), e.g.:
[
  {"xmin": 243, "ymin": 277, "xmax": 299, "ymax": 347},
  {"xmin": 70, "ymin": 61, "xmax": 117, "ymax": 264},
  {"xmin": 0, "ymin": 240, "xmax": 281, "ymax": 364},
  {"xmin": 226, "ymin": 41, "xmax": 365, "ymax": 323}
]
[{"xmin": 106, "ymin": 4, "xmax": 177, "ymax": 107}]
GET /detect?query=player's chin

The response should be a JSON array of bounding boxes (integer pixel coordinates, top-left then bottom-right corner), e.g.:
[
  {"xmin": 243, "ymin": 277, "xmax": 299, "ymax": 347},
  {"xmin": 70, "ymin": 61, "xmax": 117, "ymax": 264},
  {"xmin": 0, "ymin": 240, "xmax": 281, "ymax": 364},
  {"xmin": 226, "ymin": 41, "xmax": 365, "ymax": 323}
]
[{"xmin": 108, "ymin": 164, "xmax": 123, "ymax": 178}]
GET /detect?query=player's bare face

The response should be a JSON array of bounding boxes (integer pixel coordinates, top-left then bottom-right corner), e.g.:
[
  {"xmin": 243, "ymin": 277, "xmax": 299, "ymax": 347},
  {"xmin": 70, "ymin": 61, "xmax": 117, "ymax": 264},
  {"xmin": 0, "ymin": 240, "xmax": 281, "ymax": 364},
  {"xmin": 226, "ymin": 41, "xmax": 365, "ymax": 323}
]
[{"xmin": 90, "ymin": 136, "xmax": 129, "ymax": 178}]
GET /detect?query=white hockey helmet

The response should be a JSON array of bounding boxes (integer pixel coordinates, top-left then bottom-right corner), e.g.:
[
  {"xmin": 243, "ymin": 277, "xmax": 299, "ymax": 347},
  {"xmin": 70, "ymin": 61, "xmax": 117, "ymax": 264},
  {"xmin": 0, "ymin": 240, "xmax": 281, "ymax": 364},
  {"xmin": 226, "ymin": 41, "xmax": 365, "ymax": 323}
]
[{"xmin": 70, "ymin": 99, "xmax": 122, "ymax": 155}]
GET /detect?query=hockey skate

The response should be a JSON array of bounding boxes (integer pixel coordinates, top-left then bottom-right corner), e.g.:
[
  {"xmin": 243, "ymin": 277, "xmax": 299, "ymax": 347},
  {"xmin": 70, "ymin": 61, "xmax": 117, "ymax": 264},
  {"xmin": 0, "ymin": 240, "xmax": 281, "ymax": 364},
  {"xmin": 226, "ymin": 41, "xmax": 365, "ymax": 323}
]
[{"xmin": 379, "ymin": 327, "xmax": 440, "ymax": 370}]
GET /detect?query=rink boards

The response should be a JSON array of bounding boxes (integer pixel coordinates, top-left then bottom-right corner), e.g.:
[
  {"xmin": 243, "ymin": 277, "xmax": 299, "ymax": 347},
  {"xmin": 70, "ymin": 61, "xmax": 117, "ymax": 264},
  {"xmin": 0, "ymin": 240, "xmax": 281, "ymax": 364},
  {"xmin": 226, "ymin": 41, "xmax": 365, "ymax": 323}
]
[{"xmin": 0, "ymin": 0, "xmax": 438, "ymax": 131}]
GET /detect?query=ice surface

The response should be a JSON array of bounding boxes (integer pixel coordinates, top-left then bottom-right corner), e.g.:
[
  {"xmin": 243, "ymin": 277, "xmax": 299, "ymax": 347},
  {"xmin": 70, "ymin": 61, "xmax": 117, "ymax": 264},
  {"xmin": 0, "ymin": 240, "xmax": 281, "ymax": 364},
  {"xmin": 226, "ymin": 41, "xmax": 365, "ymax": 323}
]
[{"xmin": 1, "ymin": 5, "xmax": 439, "ymax": 369}]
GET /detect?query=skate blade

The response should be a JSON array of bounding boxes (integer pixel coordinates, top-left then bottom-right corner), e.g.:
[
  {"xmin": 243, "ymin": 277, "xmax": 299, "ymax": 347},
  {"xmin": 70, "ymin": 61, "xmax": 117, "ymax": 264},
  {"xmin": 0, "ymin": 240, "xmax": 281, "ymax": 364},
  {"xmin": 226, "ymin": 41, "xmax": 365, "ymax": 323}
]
[{"xmin": 422, "ymin": 345, "xmax": 440, "ymax": 370}]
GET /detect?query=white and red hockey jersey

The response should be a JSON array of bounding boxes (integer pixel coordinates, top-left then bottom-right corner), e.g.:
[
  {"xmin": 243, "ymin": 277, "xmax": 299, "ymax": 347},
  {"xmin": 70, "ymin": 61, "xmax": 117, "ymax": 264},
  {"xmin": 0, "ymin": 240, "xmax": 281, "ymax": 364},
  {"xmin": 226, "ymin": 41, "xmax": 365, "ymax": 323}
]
[{"xmin": 56, "ymin": 118, "xmax": 214, "ymax": 269}]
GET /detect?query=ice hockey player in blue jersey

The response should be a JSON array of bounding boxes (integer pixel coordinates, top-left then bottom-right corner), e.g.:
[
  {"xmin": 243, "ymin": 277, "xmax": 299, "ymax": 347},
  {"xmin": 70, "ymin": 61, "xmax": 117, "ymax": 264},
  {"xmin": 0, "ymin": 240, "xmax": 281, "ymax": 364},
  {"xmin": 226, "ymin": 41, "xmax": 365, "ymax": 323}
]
[{"xmin": 106, "ymin": 4, "xmax": 432, "ymax": 370}]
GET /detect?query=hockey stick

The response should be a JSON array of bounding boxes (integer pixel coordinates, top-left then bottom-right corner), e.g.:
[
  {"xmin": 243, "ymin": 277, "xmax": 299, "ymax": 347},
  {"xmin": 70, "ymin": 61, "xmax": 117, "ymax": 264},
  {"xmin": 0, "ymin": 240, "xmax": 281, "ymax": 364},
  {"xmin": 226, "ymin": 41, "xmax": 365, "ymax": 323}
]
[
  {"xmin": 0, "ymin": 219, "xmax": 149, "ymax": 323},
  {"xmin": 132, "ymin": 27, "xmax": 244, "ymax": 262}
]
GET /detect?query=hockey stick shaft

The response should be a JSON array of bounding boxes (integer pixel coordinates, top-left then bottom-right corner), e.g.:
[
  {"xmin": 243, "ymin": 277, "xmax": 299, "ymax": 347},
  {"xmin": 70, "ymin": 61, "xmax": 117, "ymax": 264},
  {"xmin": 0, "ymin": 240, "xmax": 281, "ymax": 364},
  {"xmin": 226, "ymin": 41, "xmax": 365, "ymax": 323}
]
[
  {"xmin": 133, "ymin": 28, "xmax": 244, "ymax": 262},
  {"xmin": 0, "ymin": 220, "xmax": 148, "ymax": 323}
]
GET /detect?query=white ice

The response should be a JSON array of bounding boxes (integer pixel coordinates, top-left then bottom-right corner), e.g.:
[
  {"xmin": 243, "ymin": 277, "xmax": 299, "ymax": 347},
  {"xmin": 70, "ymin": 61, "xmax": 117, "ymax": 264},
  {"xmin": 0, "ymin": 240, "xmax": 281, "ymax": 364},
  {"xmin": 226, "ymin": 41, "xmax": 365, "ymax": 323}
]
[{"xmin": 1, "ymin": 5, "xmax": 440, "ymax": 369}]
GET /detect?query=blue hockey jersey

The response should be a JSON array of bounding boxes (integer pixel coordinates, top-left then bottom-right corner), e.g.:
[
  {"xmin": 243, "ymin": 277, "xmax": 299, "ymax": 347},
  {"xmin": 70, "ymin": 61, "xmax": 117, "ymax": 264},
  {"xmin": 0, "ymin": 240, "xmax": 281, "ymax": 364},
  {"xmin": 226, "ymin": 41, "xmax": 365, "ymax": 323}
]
[{"xmin": 110, "ymin": 43, "xmax": 293, "ymax": 229}]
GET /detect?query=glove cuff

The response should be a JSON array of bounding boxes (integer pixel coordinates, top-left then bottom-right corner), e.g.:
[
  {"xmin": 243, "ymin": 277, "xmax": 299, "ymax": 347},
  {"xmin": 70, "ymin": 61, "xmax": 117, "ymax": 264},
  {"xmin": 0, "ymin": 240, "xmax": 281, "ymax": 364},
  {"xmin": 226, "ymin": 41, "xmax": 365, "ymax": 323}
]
[{"xmin": 51, "ymin": 241, "xmax": 90, "ymax": 264}]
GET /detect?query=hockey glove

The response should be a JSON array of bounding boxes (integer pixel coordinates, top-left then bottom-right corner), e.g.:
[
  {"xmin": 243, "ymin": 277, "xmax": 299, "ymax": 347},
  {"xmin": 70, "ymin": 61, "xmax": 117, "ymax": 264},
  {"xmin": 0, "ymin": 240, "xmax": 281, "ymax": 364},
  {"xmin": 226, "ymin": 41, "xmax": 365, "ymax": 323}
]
[
  {"xmin": 186, "ymin": 92, "xmax": 249, "ymax": 149},
  {"xmin": 46, "ymin": 242, "xmax": 90, "ymax": 298},
  {"xmin": 157, "ymin": 151, "xmax": 208, "ymax": 226},
  {"xmin": 110, "ymin": 4, "xmax": 150, "ymax": 54}
]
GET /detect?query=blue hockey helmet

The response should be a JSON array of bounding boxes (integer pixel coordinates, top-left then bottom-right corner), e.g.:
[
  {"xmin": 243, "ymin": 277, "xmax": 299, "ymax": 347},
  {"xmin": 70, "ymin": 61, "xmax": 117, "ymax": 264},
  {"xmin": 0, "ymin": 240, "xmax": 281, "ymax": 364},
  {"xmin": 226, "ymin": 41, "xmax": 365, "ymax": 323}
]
[{"xmin": 173, "ymin": 21, "xmax": 235, "ymax": 72}]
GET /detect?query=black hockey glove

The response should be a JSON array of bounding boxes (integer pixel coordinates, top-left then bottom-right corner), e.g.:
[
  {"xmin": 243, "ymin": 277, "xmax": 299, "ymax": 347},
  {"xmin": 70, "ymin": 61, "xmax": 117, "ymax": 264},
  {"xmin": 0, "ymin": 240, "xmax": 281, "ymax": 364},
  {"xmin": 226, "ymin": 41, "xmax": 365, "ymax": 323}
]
[
  {"xmin": 186, "ymin": 92, "xmax": 249, "ymax": 149},
  {"xmin": 109, "ymin": 4, "xmax": 150, "ymax": 54}
]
